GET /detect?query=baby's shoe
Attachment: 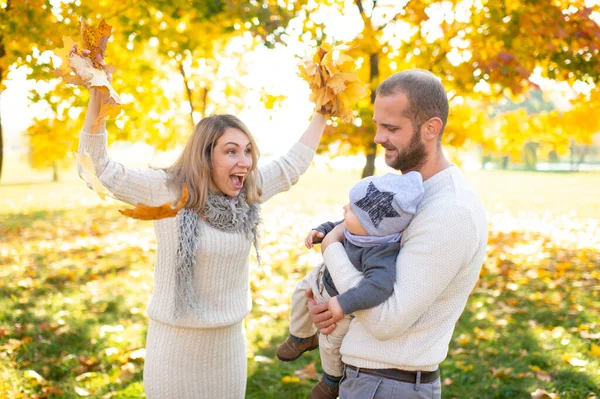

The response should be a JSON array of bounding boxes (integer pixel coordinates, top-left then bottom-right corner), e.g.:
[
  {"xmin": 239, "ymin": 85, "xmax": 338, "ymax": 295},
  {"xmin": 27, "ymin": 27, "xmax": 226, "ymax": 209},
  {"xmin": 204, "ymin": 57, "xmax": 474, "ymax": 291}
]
[
  {"xmin": 276, "ymin": 334, "xmax": 318, "ymax": 361},
  {"xmin": 310, "ymin": 379, "xmax": 339, "ymax": 399}
]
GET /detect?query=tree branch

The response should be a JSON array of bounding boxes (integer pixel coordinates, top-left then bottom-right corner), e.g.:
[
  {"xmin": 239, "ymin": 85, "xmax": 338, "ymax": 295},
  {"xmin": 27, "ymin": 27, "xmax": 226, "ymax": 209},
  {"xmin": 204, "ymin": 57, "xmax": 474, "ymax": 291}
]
[
  {"xmin": 354, "ymin": 0, "xmax": 365, "ymax": 18},
  {"xmin": 179, "ymin": 62, "xmax": 196, "ymax": 128},
  {"xmin": 377, "ymin": 11, "xmax": 403, "ymax": 31}
]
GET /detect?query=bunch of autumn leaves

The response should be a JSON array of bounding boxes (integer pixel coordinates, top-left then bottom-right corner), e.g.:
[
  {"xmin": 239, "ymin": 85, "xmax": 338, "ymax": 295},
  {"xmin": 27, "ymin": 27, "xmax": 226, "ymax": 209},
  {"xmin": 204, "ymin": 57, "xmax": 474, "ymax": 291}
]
[
  {"xmin": 298, "ymin": 43, "xmax": 368, "ymax": 123},
  {"xmin": 55, "ymin": 19, "xmax": 366, "ymax": 220}
]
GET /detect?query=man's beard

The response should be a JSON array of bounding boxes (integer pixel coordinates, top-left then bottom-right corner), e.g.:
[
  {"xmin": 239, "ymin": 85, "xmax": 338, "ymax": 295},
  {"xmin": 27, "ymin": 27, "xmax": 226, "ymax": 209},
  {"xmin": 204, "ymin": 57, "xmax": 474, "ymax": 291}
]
[{"xmin": 384, "ymin": 126, "xmax": 427, "ymax": 172}]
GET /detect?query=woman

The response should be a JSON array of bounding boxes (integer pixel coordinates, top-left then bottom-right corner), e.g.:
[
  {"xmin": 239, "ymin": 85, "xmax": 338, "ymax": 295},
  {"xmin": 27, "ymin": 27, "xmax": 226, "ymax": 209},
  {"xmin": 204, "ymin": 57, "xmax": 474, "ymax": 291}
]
[{"xmin": 76, "ymin": 49, "xmax": 326, "ymax": 398}]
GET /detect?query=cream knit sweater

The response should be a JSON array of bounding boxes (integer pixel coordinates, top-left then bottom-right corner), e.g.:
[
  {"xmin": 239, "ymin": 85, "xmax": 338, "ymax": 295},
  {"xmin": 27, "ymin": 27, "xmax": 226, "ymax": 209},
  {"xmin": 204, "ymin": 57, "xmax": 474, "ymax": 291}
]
[
  {"xmin": 323, "ymin": 166, "xmax": 487, "ymax": 372},
  {"xmin": 79, "ymin": 131, "xmax": 315, "ymax": 328}
]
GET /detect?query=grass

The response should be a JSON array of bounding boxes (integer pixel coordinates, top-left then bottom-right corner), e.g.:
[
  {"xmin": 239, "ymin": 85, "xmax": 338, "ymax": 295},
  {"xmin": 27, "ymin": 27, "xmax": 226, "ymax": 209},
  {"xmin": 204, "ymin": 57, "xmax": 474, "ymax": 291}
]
[{"xmin": 1, "ymin": 166, "xmax": 599, "ymax": 398}]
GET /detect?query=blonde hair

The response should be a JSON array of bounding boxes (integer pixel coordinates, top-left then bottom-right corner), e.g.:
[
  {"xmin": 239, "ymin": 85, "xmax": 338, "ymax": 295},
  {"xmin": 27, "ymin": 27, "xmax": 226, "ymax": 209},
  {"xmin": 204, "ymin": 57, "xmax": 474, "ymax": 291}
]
[{"xmin": 165, "ymin": 114, "xmax": 261, "ymax": 212}]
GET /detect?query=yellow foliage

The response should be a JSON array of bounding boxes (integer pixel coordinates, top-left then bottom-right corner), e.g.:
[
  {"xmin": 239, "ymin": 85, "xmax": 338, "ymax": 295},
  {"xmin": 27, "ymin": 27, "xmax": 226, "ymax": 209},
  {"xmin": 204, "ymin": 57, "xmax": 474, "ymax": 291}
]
[
  {"xmin": 79, "ymin": 17, "xmax": 113, "ymax": 69},
  {"xmin": 298, "ymin": 43, "xmax": 368, "ymax": 123},
  {"xmin": 53, "ymin": 16, "xmax": 122, "ymax": 131}
]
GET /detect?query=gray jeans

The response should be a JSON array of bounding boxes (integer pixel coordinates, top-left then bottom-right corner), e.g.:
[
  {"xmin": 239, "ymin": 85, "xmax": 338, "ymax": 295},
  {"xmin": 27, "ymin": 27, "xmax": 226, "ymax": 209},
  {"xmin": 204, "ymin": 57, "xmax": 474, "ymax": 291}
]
[{"xmin": 339, "ymin": 366, "xmax": 442, "ymax": 399}]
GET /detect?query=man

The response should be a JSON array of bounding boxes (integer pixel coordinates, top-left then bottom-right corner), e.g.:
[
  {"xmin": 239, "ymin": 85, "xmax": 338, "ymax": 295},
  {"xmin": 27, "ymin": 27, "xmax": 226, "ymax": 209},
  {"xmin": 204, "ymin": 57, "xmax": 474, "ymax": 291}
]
[{"xmin": 307, "ymin": 69, "xmax": 488, "ymax": 398}]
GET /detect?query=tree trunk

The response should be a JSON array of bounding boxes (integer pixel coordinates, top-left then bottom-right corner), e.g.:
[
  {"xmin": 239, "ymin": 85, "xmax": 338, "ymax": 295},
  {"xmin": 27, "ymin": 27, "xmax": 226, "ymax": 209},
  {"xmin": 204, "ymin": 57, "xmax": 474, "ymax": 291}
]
[
  {"xmin": 0, "ymin": 39, "xmax": 5, "ymax": 183},
  {"xmin": 200, "ymin": 86, "xmax": 208, "ymax": 119},
  {"xmin": 361, "ymin": 51, "xmax": 379, "ymax": 177},
  {"xmin": 0, "ymin": 104, "xmax": 3, "ymax": 183},
  {"xmin": 179, "ymin": 63, "xmax": 195, "ymax": 128},
  {"xmin": 523, "ymin": 142, "xmax": 538, "ymax": 171},
  {"xmin": 362, "ymin": 142, "xmax": 377, "ymax": 178},
  {"xmin": 500, "ymin": 155, "xmax": 509, "ymax": 169},
  {"xmin": 52, "ymin": 162, "xmax": 58, "ymax": 182}
]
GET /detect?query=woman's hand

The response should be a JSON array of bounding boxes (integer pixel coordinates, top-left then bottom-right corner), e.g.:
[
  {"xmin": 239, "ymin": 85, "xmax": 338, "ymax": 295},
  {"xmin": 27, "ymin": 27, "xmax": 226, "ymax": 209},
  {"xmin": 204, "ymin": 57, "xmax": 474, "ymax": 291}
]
[
  {"xmin": 70, "ymin": 43, "xmax": 113, "ymax": 89},
  {"xmin": 321, "ymin": 223, "xmax": 344, "ymax": 254}
]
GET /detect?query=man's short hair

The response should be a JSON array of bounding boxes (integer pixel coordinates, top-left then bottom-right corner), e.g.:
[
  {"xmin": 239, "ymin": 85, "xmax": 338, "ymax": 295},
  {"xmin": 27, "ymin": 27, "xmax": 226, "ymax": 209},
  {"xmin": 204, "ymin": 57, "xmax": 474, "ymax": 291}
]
[{"xmin": 376, "ymin": 69, "xmax": 449, "ymax": 139}]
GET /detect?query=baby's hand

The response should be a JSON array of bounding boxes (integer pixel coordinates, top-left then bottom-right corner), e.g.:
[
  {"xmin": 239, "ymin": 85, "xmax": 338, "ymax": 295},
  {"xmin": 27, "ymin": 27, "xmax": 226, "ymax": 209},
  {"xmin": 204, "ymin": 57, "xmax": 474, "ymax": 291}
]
[
  {"xmin": 305, "ymin": 230, "xmax": 325, "ymax": 248},
  {"xmin": 328, "ymin": 296, "xmax": 345, "ymax": 322}
]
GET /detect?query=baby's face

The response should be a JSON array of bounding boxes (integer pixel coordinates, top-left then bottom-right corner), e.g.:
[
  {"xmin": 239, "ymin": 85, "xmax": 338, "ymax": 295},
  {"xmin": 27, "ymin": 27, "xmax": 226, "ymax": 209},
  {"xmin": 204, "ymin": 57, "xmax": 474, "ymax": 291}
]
[{"xmin": 343, "ymin": 202, "xmax": 368, "ymax": 236}]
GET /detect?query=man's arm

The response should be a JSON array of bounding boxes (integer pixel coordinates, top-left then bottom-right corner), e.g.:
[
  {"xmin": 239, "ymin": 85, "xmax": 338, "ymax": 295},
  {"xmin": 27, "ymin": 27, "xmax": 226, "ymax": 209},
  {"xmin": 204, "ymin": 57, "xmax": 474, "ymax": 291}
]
[{"xmin": 323, "ymin": 202, "xmax": 479, "ymax": 341}]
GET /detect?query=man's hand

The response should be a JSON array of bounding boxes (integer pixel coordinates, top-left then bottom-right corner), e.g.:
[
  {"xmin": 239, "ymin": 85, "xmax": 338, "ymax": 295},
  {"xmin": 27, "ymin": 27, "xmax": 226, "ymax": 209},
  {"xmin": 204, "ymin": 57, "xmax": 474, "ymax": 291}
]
[
  {"xmin": 321, "ymin": 223, "xmax": 345, "ymax": 254},
  {"xmin": 306, "ymin": 288, "xmax": 336, "ymax": 335},
  {"xmin": 305, "ymin": 230, "xmax": 325, "ymax": 249},
  {"xmin": 328, "ymin": 296, "xmax": 345, "ymax": 323}
]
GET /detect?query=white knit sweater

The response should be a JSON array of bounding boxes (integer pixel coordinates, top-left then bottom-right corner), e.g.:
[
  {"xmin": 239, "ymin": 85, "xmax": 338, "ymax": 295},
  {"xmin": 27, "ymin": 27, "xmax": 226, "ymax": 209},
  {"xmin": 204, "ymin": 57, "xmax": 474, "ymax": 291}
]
[
  {"xmin": 79, "ymin": 131, "xmax": 316, "ymax": 328},
  {"xmin": 323, "ymin": 166, "xmax": 487, "ymax": 372}
]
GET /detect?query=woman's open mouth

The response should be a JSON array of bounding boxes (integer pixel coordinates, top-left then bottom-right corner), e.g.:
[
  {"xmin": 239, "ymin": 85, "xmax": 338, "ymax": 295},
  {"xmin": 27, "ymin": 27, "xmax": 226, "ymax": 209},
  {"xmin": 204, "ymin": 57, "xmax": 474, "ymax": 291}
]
[{"xmin": 231, "ymin": 173, "xmax": 246, "ymax": 190}]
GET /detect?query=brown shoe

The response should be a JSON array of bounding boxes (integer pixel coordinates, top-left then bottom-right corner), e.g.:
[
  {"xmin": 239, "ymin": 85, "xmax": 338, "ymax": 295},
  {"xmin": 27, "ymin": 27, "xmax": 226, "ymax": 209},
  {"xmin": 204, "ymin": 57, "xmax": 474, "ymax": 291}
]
[
  {"xmin": 276, "ymin": 334, "xmax": 318, "ymax": 361},
  {"xmin": 310, "ymin": 379, "xmax": 339, "ymax": 399}
]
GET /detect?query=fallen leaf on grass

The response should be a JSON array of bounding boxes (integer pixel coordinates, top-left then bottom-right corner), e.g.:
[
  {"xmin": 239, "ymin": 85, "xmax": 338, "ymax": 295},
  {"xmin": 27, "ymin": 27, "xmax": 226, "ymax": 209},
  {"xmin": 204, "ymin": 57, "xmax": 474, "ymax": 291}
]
[
  {"xmin": 253, "ymin": 355, "xmax": 272, "ymax": 363},
  {"xmin": 119, "ymin": 186, "xmax": 189, "ymax": 221},
  {"xmin": 75, "ymin": 386, "xmax": 91, "ymax": 396},
  {"xmin": 491, "ymin": 367, "xmax": 513, "ymax": 379},
  {"xmin": 42, "ymin": 386, "xmax": 65, "ymax": 396},
  {"xmin": 117, "ymin": 362, "xmax": 136, "ymax": 383},
  {"xmin": 531, "ymin": 388, "xmax": 559, "ymax": 399},
  {"xmin": 562, "ymin": 353, "xmax": 589, "ymax": 367},
  {"xmin": 295, "ymin": 362, "xmax": 320, "ymax": 380},
  {"xmin": 24, "ymin": 369, "xmax": 47, "ymax": 385},
  {"xmin": 529, "ymin": 365, "xmax": 552, "ymax": 382},
  {"xmin": 127, "ymin": 348, "xmax": 146, "ymax": 360}
]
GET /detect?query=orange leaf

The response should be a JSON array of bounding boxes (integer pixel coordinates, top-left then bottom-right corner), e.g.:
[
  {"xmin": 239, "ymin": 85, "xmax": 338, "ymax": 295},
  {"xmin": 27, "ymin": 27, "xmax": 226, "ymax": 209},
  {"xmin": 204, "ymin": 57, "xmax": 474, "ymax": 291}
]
[
  {"xmin": 67, "ymin": 53, "xmax": 122, "ymax": 125},
  {"xmin": 298, "ymin": 43, "xmax": 368, "ymax": 123},
  {"xmin": 80, "ymin": 17, "xmax": 112, "ymax": 69},
  {"xmin": 119, "ymin": 186, "xmax": 189, "ymax": 221},
  {"xmin": 294, "ymin": 362, "xmax": 320, "ymax": 380},
  {"xmin": 53, "ymin": 36, "xmax": 78, "ymax": 76}
]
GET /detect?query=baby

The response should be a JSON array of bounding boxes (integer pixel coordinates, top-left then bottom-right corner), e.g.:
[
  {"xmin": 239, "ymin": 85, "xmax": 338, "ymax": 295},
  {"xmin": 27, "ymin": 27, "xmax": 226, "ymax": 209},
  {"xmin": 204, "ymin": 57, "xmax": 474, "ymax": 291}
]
[{"xmin": 276, "ymin": 172, "xmax": 425, "ymax": 399}]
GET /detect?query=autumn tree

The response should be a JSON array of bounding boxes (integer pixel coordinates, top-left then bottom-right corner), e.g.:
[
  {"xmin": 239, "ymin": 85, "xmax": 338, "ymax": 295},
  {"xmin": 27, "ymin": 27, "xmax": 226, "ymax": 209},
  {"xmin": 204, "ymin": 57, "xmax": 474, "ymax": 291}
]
[
  {"xmin": 296, "ymin": 0, "xmax": 600, "ymax": 176},
  {"xmin": 22, "ymin": 1, "xmax": 307, "ymax": 179},
  {"xmin": 0, "ymin": 0, "xmax": 67, "ymax": 182}
]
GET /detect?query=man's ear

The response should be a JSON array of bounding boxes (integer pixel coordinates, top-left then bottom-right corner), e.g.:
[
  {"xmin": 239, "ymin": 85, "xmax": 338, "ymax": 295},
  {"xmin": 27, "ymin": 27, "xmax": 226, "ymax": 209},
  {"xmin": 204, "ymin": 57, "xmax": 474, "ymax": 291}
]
[{"xmin": 421, "ymin": 117, "xmax": 443, "ymax": 141}]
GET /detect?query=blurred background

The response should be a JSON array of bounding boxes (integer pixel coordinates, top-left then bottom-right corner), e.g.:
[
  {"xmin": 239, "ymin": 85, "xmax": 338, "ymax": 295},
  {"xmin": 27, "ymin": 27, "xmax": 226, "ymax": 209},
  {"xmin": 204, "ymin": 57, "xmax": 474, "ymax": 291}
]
[{"xmin": 0, "ymin": 0, "xmax": 599, "ymax": 398}]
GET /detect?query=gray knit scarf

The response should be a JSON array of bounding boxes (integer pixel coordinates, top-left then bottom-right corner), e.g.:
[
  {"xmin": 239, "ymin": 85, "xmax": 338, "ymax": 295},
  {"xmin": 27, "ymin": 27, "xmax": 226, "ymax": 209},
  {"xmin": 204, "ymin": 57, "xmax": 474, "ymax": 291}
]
[{"xmin": 173, "ymin": 190, "xmax": 261, "ymax": 319}]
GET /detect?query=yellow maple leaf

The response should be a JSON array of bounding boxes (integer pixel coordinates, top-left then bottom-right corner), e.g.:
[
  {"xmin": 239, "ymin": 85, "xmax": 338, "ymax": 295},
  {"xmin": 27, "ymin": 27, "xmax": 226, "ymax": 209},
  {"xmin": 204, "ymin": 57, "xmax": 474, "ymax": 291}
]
[
  {"xmin": 75, "ymin": 151, "xmax": 112, "ymax": 200},
  {"xmin": 80, "ymin": 17, "xmax": 112, "ymax": 69},
  {"xmin": 53, "ymin": 36, "xmax": 78, "ymax": 77},
  {"xmin": 298, "ymin": 43, "xmax": 368, "ymax": 123},
  {"xmin": 119, "ymin": 186, "xmax": 189, "ymax": 221}
]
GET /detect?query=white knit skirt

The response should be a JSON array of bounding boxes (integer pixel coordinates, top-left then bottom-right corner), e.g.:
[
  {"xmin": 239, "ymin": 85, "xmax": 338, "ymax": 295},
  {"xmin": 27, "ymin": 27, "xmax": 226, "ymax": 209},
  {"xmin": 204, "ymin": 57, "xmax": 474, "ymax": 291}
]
[{"xmin": 143, "ymin": 319, "xmax": 247, "ymax": 399}]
